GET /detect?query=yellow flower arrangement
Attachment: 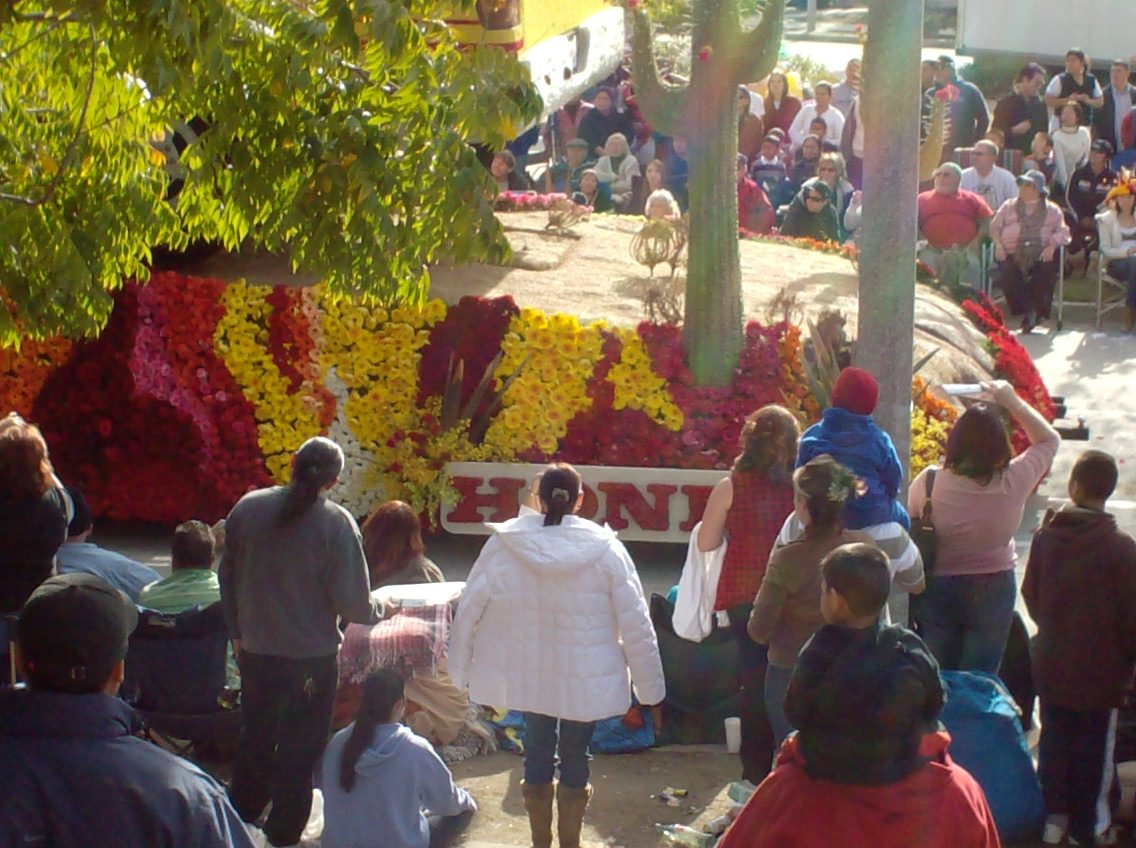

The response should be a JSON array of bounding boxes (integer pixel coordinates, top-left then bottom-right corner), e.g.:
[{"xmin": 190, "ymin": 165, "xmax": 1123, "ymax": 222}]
[
  {"xmin": 910, "ymin": 376, "xmax": 959, "ymax": 478},
  {"xmin": 482, "ymin": 309, "xmax": 605, "ymax": 456},
  {"xmin": 214, "ymin": 282, "xmax": 324, "ymax": 481},
  {"xmin": 777, "ymin": 324, "xmax": 822, "ymax": 423},
  {"xmin": 606, "ymin": 329, "xmax": 684, "ymax": 430}
]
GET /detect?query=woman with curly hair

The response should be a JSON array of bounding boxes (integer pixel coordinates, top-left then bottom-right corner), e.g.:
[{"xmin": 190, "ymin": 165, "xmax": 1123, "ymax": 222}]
[
  {"xmin": 697, "ymin": 404, "xmax": 801, "ymax": 783},
  {"xmin": 0, "ymin": 413, "xmax": 68, "ymax": 621},
  {"xmin": 748, "ymin": 454, "xmax": 874, "ymax": 746}
]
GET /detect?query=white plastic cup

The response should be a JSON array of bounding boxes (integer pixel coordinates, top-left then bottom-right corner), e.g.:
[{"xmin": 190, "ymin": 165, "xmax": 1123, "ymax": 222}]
[{"xmin": 724, "ymin": 716, "xmax": 742, "ymax": 753}]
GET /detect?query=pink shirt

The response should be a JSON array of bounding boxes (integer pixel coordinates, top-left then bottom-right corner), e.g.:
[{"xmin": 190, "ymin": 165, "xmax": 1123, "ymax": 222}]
[{"xmin": 908, "ymin": 435, "xmax": 1059, "ymax": 577}]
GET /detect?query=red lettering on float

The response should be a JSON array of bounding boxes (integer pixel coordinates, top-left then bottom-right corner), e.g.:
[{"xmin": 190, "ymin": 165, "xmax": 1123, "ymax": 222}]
[
  {"xmin": 679, "ymin": 484, "xmax": 714, "ymax": 531},
  {"xmin": 598, "ymin": 482, "xmax": 677, "ymax": 531},
  {"xmin": 578, "ymin": 484, "xmax": 599, "ymax": 520},
  {"xmin": 445, "ymin": 476, "xmax": 526, "ymax": 523}
]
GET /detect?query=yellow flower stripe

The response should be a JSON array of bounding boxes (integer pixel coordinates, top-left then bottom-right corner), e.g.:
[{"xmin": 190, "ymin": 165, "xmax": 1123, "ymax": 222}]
[
  {"xmin": 483, "ymin": 309, "xmax": 604, "ymax": 456},
  {"xmin": 213, "ymin": 282, "xmax": 324, "ymax": 481},
  {"xmin": 606, "ymin": 329, "xmax": 684, "ymax": 430}
]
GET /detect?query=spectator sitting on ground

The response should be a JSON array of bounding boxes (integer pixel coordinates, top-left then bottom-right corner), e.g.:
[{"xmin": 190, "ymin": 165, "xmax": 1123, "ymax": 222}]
[
  {"xmin": 662, "ymin": 137, "xmax": 690, "ymax": 210},
  {"xmin": 991, "ymin": 63, "xmax": 1049, "ymax": 157},
  {"xmin": 56, "ymin": 487, "xmax": 160, "ymax": 603},
  {"xmin": 917, "ymin": 162, "xmax": 994, "ymax": 287},
  {"xmin": 542, "ymin": 98, "xmax": 592, "ymax": 162},
  {"xmin": 576, "ymin": 86, "xmax": 633, "ymax": 159},
  {"xmin": 1096, "ymin": 175, "xmax": 1136, "ymax": 331},
  {"xmin": 737, "ymin": 153, "xmax": 774, "ymax": 234},
  {"xmin": 831, "ymin": 58, "xmax": 860, "ymax": 118},
  {"xmin": 138, "ymin": 519, "xmax": 221, "ymax": 612},
  {"xmin": 787, "ymin": 134, "xmax": 822, "ymax": 196},
  {"xmin": 645, "ymin": 188, "xmax": 681, "ymax": 221},
  {"xmin": 750, "ymin": 134, "xmax": 789, "ymax": 206},
  {"xmin": 738, "ymin": 85, "xmax": 765, "ymax": 163},
  {"xmin": 1023, "ymin": 450, "xmax": 1136, "ymax": 847},
  {"xmin": 1066, "ymin": 138, "xmax": 1116, "ymax": 268},
  {"xmin": 0, "ymin": 572, "xmax": 256, "ymax": 847},
  {"xmin": 547, "ymin": 138, "xmax": 594, "ymax": 194},
  {"xmin": 1024, "ymin": 131, "xmax": 1056, "ymax": 185},
  {"xmin": 808, "ymin": 117, "xmax": 828, "ymax": 145},
  {"xmin": 1094, "ymin": 60, "xmax": 1136, "ymax": 154},
  {"xmin": 594, "ymin": 132, "xmax": 641, "ymax": 210},
  {"xmin": 930, "ymin": 55, "xmax": 990, "ymax": 159},
  {"xmin": 780, "ymin": 178, "xmax": 839, "ymax": 243},
  {"xmin": 763, "ymin": 71, "xmax": 802, "ymax": 137},
  {"xmin": 1045, "ymin": 48, "xmax": 1103, "ymax": 130},
  {"xmin": 1052, "ymin": 102, "xmax": 1092, "ymax": 193},
  {"xmin": 843, "ymin": 190, "xmax": 863, "ymax": 244},
  {"xmin": 719, "ymin": 545, "xmax": 999, "ymax": 848},
  {"xmin": 320, "ymin": 669, "xmax": 477, "ymax": 848},
  {"xmin": 814, "ymin": 151, "xmax": 855, "ymax": 237},
  {"xmin": 788, "ymin": 81, "xmax": 844, "ymax": 149},
  {"xmin": 630, "ymin": 158, "xmax": 668, "ymax": 215},
  {"xmin": 572, "ymin": 168, "xmax": 612, "ymax": 213},
  {"xmin": 489, "ymin": 150, "xmax": 532, "ymax": 193},
  {"xmin": 961, "ymin": 139, "xmax": 1019, "ymax": 211},
  {"xmin": 361, "ymin": 500, "xmax": 444, "ymax": 590},
  {"xmin": 989, "ymin": 170, "xmax": 1071, "ymax": 333}
]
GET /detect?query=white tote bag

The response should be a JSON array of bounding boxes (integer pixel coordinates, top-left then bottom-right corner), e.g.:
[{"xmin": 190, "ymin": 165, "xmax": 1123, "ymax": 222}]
[{"xmin": 672, "ymin": 521, "xmax": 727, "ymax": 642}]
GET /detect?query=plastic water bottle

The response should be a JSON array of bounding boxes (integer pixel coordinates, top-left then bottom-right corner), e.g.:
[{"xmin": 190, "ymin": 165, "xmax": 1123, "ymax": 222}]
[{"xmin": 655, "ymin": 823, "xmax": 713, "ymax": 847}]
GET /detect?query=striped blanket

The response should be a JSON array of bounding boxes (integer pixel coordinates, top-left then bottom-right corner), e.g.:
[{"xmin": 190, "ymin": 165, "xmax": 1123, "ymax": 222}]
[{"xmin": 338, "ymin": 603, "xmax": 451, "ymax": 684}]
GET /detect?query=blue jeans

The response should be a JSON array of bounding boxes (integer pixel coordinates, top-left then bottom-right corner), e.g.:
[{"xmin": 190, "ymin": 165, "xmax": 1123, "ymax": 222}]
[
  {"xmin": 1107, "ymin": 257, "xmax": 1136, "ymax": 308},
  {"xmin": 764, "ymin": 664, "xmax": 796, "ymax": 747},
  {"xmin": 522, "ymin": 712, "xmax": 596, "ymax": 789},
  {"xmin": 914, "ymin": 570, "xmax": 1017, "ymax": 673}
]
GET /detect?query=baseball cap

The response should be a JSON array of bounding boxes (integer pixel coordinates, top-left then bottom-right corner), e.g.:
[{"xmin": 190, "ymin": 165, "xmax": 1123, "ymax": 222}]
[
  {"xmin": 1016, "ymin": 169, "xmax": 1049, "ymax": 196},
  {"xmin": 17, "ymin": 573, "xmax": 138, "ymax": 693},
  {"xmin": 933, "ymin": 161, "xmax": 963, "ymax": 179},
  {"xmin": 1092, "ymin": 138, "xmax": 1114, "ymax": 155},
  {"xmin": 566, "ymin": 137, "xmax": 589, "ymax": 150}
]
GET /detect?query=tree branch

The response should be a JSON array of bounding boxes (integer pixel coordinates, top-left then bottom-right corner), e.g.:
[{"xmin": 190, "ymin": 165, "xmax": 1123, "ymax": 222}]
[
  {"xmin": 729, "ymin": 0, "xmax": 786, "ymax": 86},
  {"xmin": 627, "ymin": 6, "xmax": 687, "ymax": 139}
]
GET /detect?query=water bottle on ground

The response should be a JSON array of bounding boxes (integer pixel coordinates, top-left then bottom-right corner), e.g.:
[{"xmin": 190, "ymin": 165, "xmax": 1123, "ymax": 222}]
[{"xmin": 655, "ymin": 822, "xmax": 713, "ymax": 847}]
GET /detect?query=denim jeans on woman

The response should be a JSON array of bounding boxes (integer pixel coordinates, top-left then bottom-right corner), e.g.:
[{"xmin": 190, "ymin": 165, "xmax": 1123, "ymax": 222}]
[
  {"xmin": 913, "ymin": 569, "xmax": 1017, "ymax": 673},
  {"xmin": 523, "ymin": 712, "xmax": 596, "ymax": 788},
  {"xmin": 1107, "ymin": 256, "xmax": 1136, "ymax": 307}
]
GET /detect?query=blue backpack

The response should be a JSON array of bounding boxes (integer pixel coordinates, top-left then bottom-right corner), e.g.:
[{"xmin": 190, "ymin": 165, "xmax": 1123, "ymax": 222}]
[{"xmin": 939, "ymin": 670, "xmax": 1045, "ymax": 844}]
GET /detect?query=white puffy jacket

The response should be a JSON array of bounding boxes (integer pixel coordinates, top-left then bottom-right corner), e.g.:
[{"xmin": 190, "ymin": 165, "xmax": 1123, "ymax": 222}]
[{"xmin": 448, "ymin": 513, "xmax": 666, "ymax": 722}]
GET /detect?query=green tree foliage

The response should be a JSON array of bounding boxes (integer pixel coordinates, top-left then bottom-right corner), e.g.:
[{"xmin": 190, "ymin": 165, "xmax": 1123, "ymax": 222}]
[{"xmin": 0, "ymin": 0, "xmax": 541, "ymax": 343}]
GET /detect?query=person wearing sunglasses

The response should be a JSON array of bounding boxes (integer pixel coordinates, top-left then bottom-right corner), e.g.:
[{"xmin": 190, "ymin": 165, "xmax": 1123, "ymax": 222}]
[{"xmin": 779, "ymin": 178, "xmax": 839, "ymax": 243}]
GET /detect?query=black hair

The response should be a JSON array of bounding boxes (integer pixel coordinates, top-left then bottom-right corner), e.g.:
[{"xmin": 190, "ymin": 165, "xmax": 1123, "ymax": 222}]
[
  {"xmin": 822, "ymin": 543, "xmax": 892, "ymax": 618},
  {"xmin": 944, "ymin": 403, "xmax": 1012, "ymax": 480},
  {"xmin": 1070, "ymin": 449, "xmax": 1119, "ymax": 502},
  {"xmin": 1066, "ymin": 48, "xmax": 1088, "ymax": 65},
  {"xmin": 171, "ymin": 520, "xmax": 216, "ymax": 570},
  {"xmin": 339, "ymin": 669, "xmax": 405, "ymax": 793},
  {"xmin": 279, "ymin": 437, "xmax": 344, "ymax": 526},
  {"xmin": 539, "ymin": 462, "xmax": 581, "ymax": 526},
  {"xmin": 1020, "ymin": 62, "xmax": 1047, "ymax": 82}
]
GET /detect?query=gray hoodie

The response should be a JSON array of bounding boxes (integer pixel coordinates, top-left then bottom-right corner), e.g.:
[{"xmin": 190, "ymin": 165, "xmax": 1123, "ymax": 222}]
[{"xmin": 319, "ymin": 722, "xmax": 475, "ymax": 848}]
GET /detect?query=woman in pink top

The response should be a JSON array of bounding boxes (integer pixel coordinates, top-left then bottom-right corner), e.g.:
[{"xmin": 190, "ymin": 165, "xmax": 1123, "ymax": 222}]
[{"xmin": 908, "ymin": 380, "xmax": 1059, "ymax": 672}]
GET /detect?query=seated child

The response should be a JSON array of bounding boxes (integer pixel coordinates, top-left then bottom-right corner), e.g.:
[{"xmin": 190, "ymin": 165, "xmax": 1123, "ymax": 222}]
[
  {"xmin": 1023, "ymin": 131, "xmax": 1055, "ymax": 186},
  {"xmin": 320, "ymin": 669, "xmax": 477, "ymax": 848},
  {"xmin": 750, "ymin": 134, "xmax": 789, "ymax": 207},
  {"xmin": 784, "ymin": 543, "xmax": 942, "ymax": 784},
  {"xmin": 798, "ymin": 366, "xmax": 910, "ymax": 530},
  {"xmin": 1022, "ymin": 449, "xmax": 1136, "ymax": 847},
  {"xmin": 719, "ymin": 543, "xmax": 998, "ymax": 848}
]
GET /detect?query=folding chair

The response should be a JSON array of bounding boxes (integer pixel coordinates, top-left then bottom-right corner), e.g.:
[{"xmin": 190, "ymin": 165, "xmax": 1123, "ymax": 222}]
[{"xmin": 1056, "ymin": 249, "xmax": 1123, "ymax": 329}]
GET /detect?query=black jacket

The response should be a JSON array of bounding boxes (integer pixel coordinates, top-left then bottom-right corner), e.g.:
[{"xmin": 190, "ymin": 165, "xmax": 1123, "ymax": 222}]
[
  {"xmin": 1094, "ymin": 84, "xmax": 1136, "ymax": 152},
  {"xmin": 1023, "ymin": 506, "xmax": 1136, "ymax": 710}
]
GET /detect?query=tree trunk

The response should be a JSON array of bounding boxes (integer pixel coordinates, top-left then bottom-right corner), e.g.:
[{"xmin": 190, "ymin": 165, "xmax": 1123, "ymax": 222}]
[
  {"xmin": 682, "ymin": 79, "xmax": 743, "ymax": 386},
  {"xmin": 856, "ymin": 0, "xmax": 922, "ymax": 624}
]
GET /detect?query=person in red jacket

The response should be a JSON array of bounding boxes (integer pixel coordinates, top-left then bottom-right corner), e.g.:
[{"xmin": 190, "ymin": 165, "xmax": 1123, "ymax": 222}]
[{"xmin": 1022, "ymin": 449, "xmax": 1136, "ymax": 847}]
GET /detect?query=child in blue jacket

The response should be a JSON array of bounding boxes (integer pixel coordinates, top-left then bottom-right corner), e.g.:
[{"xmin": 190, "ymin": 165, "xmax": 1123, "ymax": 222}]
[{"xmin": 797, "ymin": 367, "xmax": 910, "ymax": 530}]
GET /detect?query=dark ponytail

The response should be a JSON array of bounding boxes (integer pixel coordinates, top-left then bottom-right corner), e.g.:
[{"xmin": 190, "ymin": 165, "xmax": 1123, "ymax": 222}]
[
  {"xmin": 539, "ymin": 462, "xmax": 581, "ymax": 526},
  {"xmin": 339, "ymin": 668, "xmax": 405, "ymax": 793},
  {"xmin": 279, "ymin": 437, "xmax": 345, "ymax": 526}
]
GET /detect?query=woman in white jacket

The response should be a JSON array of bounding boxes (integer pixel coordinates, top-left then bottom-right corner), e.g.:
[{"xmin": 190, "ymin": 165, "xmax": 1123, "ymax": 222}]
[
  {"xmin": 593, "ymin": 133, "xmax": 641, "ymax": 211},
  {"xmin": 1097, "ymin": 176, "xmax": 1136, "ymax": 330},
  {"xmin": 449, "ymin": 462, "xmax": 665, "ymax": 848}
]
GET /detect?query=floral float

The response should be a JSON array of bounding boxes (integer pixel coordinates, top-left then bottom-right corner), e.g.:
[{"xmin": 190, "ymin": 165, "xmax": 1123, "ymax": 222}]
[{"xmin": 2, "ymin": 273, "xmax": 1051, "ymax": 524}]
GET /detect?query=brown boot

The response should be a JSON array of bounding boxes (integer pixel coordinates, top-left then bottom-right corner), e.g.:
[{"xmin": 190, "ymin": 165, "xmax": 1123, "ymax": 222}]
[
  {"xmin": 556, "ymin": 784, "xmax": 592, "ymax": 848},
  {"xmin": 522, "ymin": 780, "xmax": 556, "ymax": 848}
]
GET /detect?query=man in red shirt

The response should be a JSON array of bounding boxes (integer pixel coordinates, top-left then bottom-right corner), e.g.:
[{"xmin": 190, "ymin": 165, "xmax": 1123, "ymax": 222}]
[
  {"xmin": 917, "ymin": 162, "xmax": 994, "ymax": 287},
  {"xmin": 737, "ymin": 154, "xmax": 774, "ymax": 234}
]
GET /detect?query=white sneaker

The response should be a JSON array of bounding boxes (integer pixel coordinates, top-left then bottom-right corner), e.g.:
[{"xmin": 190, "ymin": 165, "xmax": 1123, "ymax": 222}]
[{"xmin": 1043, "ymin": 817, "xmax": 1067, "ymax": 844}]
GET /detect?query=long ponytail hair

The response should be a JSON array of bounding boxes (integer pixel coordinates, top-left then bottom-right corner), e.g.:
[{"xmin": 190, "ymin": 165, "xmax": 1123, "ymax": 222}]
[
  {"xmin": 339, "ymin": 668, "xmax": 405, "ymax": 793},
  {"xmin": 538, "ymin": 462, "xmax": 581, "ymax": 526},
  {"xmin": 279, "ymin": 437, "xmax": 344, "ymax": 526}
]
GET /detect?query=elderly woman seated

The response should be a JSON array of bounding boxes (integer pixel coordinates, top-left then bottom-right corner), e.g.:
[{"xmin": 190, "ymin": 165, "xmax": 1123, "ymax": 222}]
[{"xmin": 594, "ymin": 132, "xmax": 641, "ymax": 210}]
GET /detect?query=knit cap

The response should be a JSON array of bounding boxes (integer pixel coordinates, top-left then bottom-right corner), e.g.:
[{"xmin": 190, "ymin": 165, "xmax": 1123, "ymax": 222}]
[{"xmin": 830, "ymin": 367, "xmax": 879, "ymax": 415}]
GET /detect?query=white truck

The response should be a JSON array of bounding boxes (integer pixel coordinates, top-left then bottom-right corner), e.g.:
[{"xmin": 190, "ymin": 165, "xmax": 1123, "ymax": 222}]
[{"xmin": 956, "ymin": 0, "xmax": 1133, "ymax": 66}]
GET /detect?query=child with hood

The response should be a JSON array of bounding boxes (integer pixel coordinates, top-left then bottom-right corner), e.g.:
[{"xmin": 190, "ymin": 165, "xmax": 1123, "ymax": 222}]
[
  {"xmin": 797, "ymin": 367, "xmax": 910, "ymax": 530},
  {"xmin": 320, "ymin": 669, "xmax": 477, "ymax": 848}
]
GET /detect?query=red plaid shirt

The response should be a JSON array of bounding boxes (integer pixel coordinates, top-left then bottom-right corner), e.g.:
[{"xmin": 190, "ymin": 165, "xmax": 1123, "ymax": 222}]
[{"xmin": 714, "ymin": 470, "xmax": 795, "ymax": 611}]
